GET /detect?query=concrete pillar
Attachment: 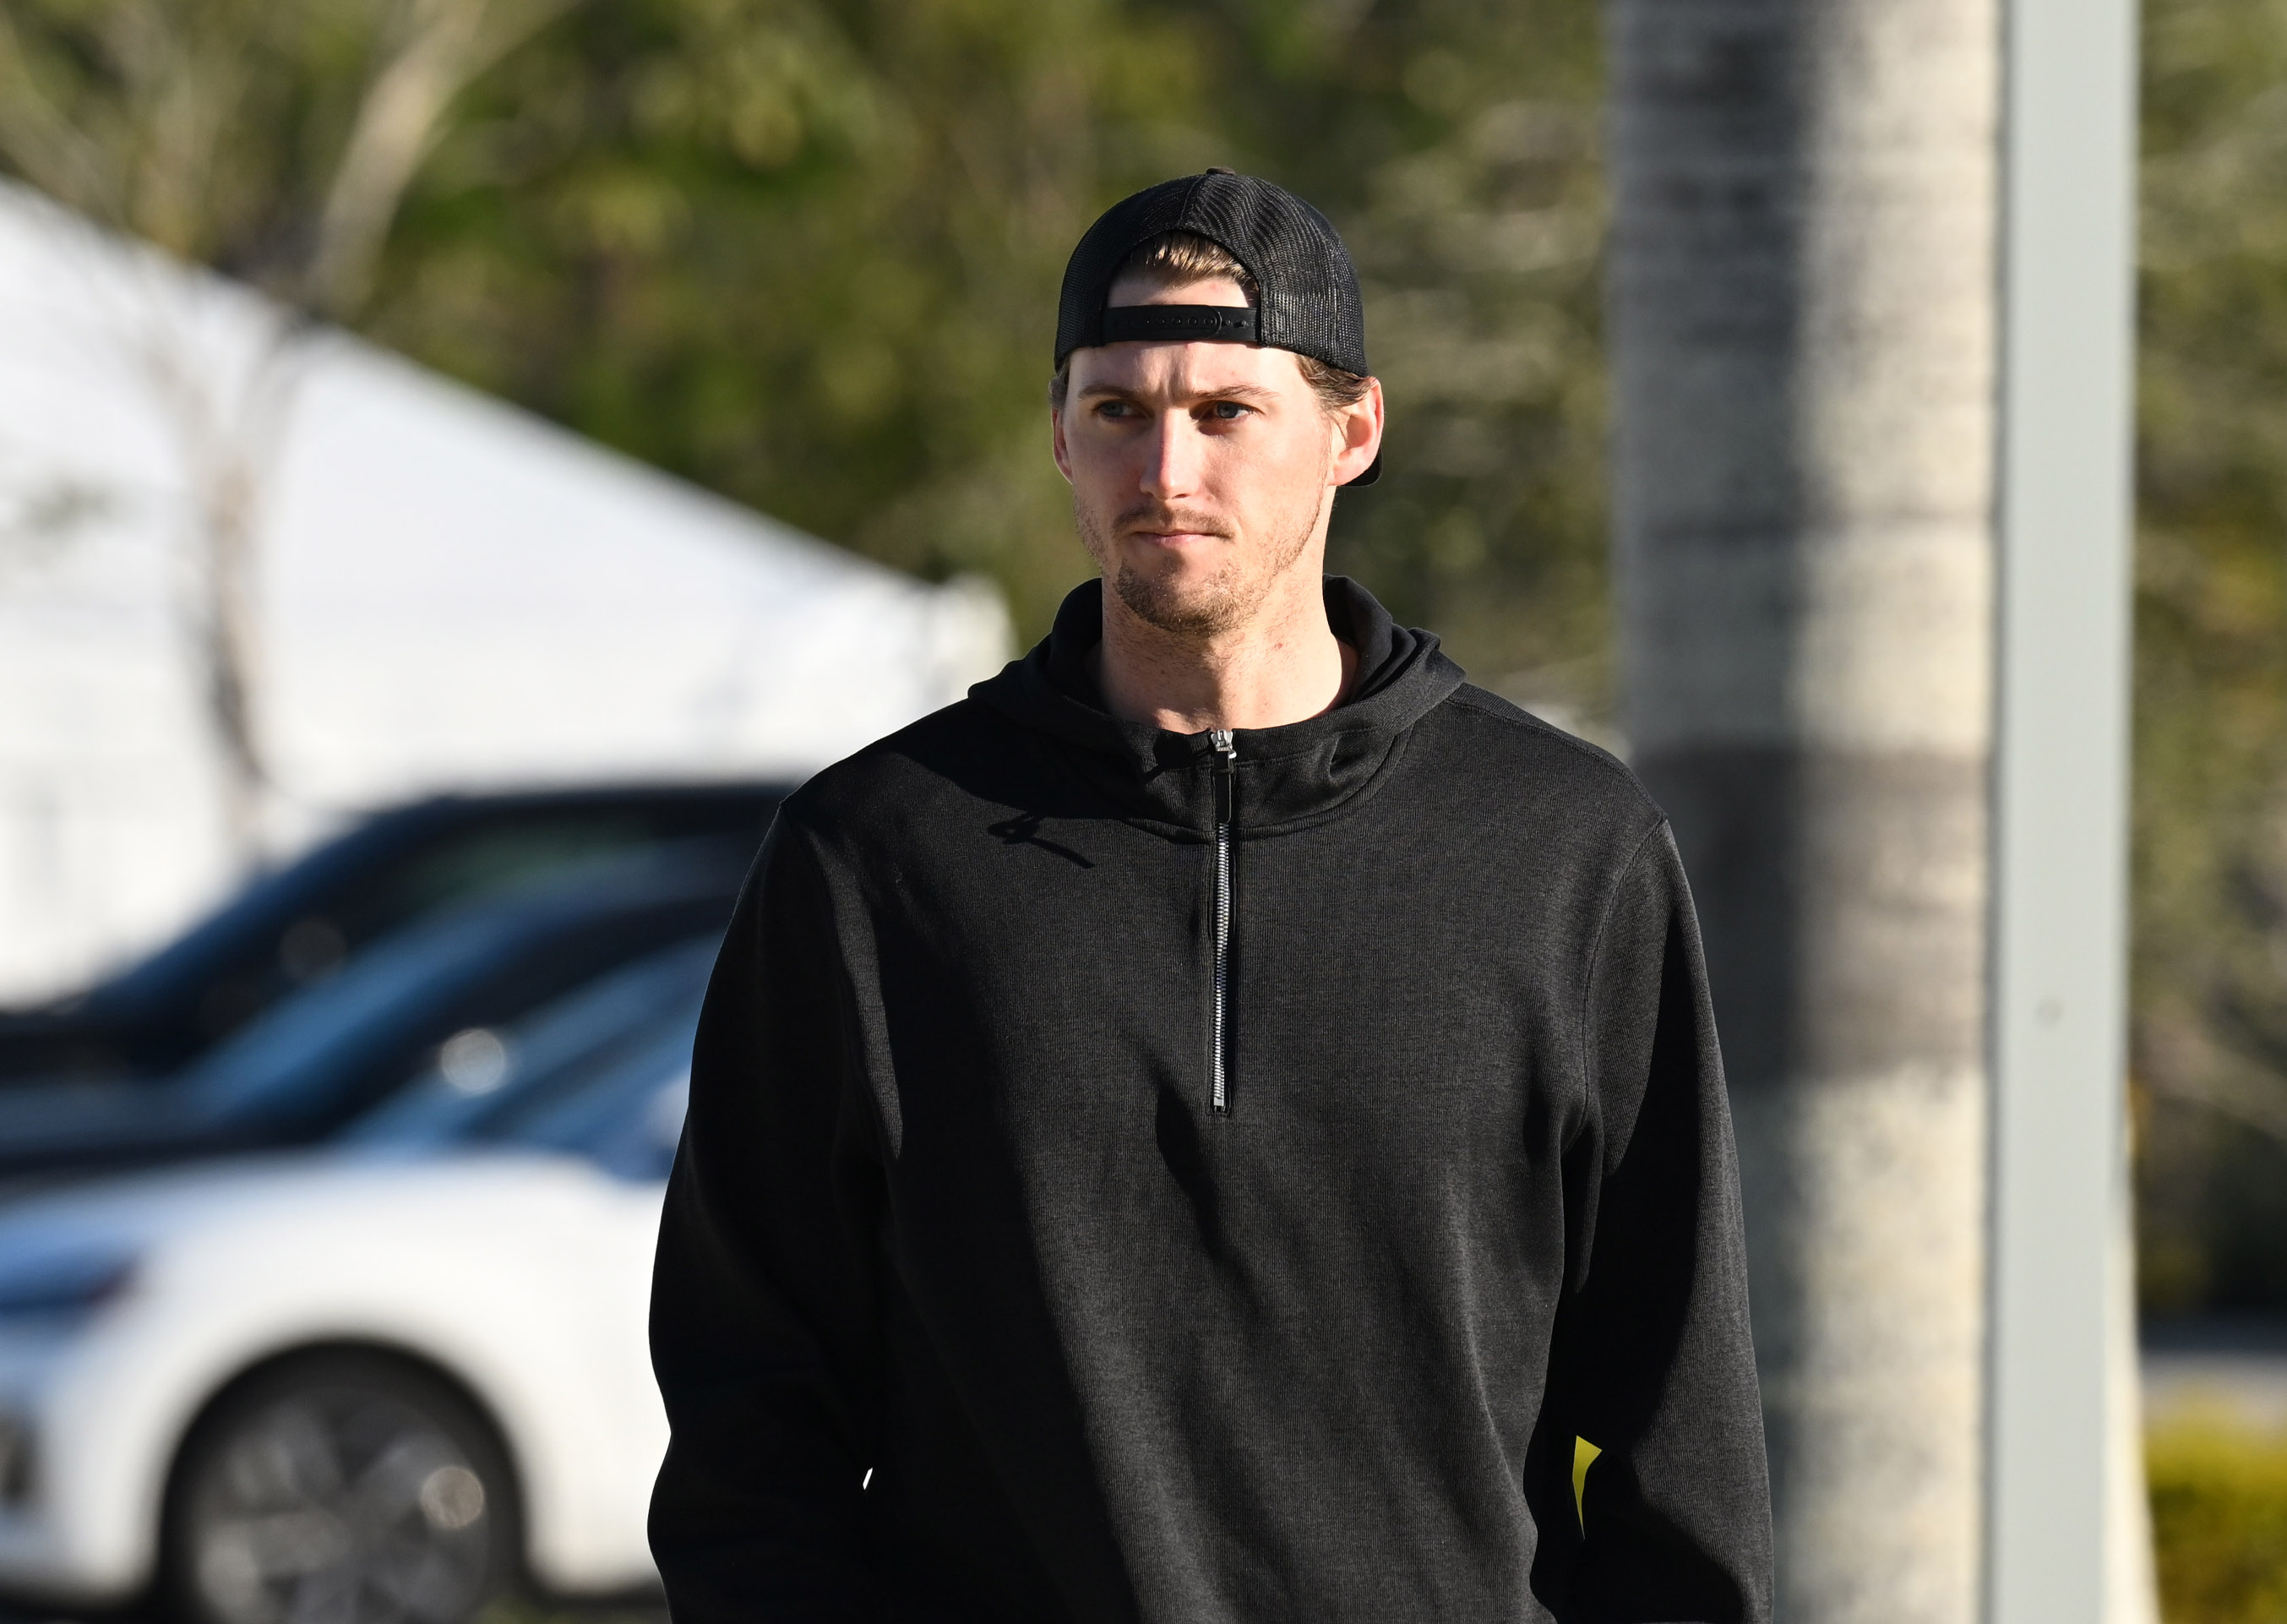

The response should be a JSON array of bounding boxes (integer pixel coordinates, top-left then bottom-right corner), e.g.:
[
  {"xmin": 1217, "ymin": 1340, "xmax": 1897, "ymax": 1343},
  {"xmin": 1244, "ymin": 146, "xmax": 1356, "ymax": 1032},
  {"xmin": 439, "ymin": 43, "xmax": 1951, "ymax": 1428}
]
[{"xmin": 1607, "ymin": 3, "xmax": 2000, "ymax": 1620}]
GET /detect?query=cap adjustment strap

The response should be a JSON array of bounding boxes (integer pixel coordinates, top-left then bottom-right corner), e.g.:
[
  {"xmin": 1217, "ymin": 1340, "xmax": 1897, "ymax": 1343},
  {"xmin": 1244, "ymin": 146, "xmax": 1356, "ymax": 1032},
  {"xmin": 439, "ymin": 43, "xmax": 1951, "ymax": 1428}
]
[{"xmin": 1099, "ymin": 305, "xmax": 1261, "ymax": 346}]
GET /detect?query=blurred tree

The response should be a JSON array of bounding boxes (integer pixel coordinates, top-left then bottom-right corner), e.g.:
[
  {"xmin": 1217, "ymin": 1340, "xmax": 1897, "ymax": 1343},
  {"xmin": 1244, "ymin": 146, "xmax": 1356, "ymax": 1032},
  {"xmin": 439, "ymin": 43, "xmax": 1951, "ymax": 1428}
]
[
  {"xmin": 2136, "ymin": 0, "xmax": 2287, "ymax": 1313},
  {"xmin": 356, "ymin": 0, "xmax": 1609, "ymax": 700},
  {"xmin": 0, "ymin": 0, "xmax": 571, "ymax": 852}
]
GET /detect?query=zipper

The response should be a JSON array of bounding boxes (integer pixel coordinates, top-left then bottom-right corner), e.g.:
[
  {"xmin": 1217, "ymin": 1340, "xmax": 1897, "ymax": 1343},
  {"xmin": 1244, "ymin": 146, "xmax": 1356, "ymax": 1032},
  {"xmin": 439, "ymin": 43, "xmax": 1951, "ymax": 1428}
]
[{"xmin": 1209, "ymin": 728, "xmax": 1238, "ymax": 1115}]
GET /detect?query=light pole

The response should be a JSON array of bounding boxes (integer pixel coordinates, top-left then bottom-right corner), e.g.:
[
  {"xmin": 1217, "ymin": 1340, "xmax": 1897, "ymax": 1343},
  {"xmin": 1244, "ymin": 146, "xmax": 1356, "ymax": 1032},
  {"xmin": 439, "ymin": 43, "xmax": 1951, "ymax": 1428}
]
[{"xmin": 1985, "ymin": 0, "xmax": 2143, "ymax": 1618}]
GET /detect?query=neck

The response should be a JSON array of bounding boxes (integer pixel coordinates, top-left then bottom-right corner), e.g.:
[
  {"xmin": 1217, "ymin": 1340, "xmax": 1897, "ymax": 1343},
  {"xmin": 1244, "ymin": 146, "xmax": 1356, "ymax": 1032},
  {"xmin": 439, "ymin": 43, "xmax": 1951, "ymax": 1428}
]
[{"xmin": 1092, "ymin": 571, "xmax": 1357, "ymax": 733}]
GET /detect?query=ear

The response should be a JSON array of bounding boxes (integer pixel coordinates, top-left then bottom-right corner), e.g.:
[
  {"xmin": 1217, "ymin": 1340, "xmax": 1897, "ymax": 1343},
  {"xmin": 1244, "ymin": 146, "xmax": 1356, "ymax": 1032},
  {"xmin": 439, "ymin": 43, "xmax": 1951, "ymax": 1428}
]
[
  {"xmin": 1329, "ymin": 376, "xmax": 1385, "ymax": 488},
  {"xmin": 1051, "ymin": 401, "xmax": 1074, "ymax": 485}
]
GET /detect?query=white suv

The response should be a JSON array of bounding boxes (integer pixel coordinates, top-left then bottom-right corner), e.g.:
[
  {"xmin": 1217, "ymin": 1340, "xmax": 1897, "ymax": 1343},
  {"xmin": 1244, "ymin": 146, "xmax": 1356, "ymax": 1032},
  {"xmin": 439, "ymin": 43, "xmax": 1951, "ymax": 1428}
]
[{"xmin": 0, "ymin": 939, "xmax": 712, "ymax": 1624}]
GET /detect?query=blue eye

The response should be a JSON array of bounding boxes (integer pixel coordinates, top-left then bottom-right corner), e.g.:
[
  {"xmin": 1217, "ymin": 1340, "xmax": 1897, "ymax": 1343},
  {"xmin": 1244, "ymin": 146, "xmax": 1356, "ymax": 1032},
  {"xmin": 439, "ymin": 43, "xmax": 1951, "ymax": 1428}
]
[{"xmin": 1209, "ymin": 401, "xmax": 1248, "ymax": 420}]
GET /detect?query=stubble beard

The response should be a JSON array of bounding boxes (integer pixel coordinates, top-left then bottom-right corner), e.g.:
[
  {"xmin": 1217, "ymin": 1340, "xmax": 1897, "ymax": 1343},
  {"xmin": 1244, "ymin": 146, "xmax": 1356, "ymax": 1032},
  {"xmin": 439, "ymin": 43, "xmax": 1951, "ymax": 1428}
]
[{"xmin": 1079, "ymin": 482, "xmax": 1329, "ymax": 642}]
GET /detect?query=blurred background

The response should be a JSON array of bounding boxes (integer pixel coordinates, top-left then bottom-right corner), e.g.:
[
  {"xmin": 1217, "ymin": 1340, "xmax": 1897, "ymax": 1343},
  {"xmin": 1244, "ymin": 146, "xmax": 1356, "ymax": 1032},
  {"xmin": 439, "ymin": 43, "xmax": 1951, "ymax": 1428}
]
[{"xmin": 0, "ymin": 0, "xmax": 2279, "ymax": 1619}]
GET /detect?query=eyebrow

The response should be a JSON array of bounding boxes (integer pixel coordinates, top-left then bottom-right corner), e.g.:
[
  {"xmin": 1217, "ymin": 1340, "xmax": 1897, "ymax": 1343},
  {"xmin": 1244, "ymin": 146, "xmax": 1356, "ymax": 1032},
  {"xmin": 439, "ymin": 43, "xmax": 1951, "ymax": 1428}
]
[{"xmin": 1075, "ymin": 382, "xmax": 1283, "ymax": 406}]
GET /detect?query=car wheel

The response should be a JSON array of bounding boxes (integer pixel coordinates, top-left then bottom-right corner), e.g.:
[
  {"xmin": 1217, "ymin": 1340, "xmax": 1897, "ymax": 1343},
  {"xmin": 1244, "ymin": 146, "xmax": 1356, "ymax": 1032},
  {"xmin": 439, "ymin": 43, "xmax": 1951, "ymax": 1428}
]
[{"xmin": 160, "ymin": 1351, "xmax": 520, "ymax": 1624}]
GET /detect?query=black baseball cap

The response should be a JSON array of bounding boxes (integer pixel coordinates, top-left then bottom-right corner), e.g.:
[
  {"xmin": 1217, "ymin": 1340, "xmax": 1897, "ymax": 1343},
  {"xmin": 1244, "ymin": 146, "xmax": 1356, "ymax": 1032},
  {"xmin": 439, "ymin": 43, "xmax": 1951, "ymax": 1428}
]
[{"xmin": 1056, "ymin": 169, "xmax": 1380, "ymax": 486}]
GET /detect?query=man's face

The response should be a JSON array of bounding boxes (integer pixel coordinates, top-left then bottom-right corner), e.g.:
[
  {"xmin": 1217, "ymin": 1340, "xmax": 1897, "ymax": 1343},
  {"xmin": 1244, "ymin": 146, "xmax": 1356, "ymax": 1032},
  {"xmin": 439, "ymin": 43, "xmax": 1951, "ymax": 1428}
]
[{"xmin": 1053, "ymin": 275, "xmax": 1381, "ymax": 638}]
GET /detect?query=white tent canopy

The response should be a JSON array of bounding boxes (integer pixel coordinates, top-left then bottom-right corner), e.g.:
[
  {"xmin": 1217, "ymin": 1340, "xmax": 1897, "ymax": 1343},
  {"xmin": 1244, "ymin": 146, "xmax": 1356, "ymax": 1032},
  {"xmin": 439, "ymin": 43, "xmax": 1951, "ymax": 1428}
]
[{"xmin": 0, "ymin": 182, "xmax": 1011, "ymax": 1002}]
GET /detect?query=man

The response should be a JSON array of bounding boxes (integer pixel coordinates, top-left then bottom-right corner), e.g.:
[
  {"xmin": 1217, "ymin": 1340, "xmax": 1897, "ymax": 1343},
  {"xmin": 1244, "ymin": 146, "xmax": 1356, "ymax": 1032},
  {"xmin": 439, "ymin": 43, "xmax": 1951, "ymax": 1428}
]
[{"xmin": 650, "ymin": 169, "xmax": 1772, "ymax": 1622}]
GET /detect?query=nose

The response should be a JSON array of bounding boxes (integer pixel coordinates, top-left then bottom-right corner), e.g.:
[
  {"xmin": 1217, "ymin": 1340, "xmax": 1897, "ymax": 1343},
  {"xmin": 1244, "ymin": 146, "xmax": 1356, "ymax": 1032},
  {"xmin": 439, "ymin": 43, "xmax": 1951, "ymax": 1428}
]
[{"xmin": 1139, "ymin": 406, "xmax": 1204, "ymax": 500}]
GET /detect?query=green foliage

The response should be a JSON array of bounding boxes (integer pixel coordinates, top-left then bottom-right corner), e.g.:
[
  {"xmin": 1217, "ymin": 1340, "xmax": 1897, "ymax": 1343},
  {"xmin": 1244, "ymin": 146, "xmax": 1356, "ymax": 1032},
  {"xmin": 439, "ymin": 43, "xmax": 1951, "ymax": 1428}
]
[
  {"xmin": 351, "ymin": 0, "xmax": 1608, "ymax": 688},
  {"xmin": 0, "ymin": 0, "xmax": 573, "ymax": 313},
  {"xmin": 2136, "ymin": 0, "xmax": 2287, "ymax": 1313},
  {"xmin": 0, "ymin": 0, "xmax": 1609, "ymax": 688},
  {"xmin": 2148, "ymin": 1419, "xmax": 2287, "ymax": 1624},
  {"xmin": 0, "ymin": 0, "xmax": 381, "ymax": 267}
]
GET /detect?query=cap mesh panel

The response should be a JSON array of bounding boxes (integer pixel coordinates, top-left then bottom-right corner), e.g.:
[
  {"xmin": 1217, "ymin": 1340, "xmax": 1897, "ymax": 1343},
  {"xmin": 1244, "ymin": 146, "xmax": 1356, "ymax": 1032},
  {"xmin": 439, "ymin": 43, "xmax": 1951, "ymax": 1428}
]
[{"xmin": 1054, "ymin": 172, "xmax": 1369, "ymax": 377}]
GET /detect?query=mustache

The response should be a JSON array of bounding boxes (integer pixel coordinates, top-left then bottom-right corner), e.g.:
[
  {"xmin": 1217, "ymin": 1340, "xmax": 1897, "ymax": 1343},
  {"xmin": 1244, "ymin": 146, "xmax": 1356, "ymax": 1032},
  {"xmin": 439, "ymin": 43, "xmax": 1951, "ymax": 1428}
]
[{"xmin": 1115, "ymin": 504, "xmax": 1232, "ymax": 538}]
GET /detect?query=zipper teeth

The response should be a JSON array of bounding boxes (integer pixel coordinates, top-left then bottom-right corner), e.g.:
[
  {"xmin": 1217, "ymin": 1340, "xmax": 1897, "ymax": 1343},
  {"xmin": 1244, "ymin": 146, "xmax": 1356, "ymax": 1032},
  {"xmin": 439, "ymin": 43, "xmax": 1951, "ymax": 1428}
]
[
  {"xmin": 1210, "ymin": 729, "xmax": 1236, "ymax": 1115},
  {"xmin": 1212, "ymin": 820, "xmax": 1232, "ymax": 1113}
]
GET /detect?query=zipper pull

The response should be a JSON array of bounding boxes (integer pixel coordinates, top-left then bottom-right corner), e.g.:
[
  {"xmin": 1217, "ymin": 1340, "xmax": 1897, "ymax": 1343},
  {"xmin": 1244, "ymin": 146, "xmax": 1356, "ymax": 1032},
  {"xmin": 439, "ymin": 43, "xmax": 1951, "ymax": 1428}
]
[{"xmin": 1210, "ymin": 728, "xmax": 1238, "ymax": 826}]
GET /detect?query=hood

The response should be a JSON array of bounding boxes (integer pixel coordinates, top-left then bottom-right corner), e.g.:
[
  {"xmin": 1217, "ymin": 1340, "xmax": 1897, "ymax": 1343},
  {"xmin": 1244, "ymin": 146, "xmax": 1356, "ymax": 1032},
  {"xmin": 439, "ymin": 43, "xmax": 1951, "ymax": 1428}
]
[
  {"xmin": 0, "ymin": 1080, "xmax": 218, "ymax": 1176},
  {"xmin": 0, "ymin": 1148, "xmax": 610, "ymax": 1268},
  {"xmin": 0, "ymin": 1154, "xmax": 336, "ymax": 1258},
  {"xmin": 970, "ymin": 576, "xmax": 1465, "ymax": 837}
]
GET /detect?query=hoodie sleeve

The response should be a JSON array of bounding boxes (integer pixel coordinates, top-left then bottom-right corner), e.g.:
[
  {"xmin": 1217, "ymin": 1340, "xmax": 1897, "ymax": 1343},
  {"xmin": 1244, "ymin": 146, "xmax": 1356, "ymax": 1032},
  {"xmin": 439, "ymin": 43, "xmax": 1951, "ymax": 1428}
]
[
  {"xmin": 649, "ymin": 814, "xmax": 884, "ymax": 1623},
  {"xmin": 1533, "ymin": 819, "xmax": 1774, "ymax": 1623}
]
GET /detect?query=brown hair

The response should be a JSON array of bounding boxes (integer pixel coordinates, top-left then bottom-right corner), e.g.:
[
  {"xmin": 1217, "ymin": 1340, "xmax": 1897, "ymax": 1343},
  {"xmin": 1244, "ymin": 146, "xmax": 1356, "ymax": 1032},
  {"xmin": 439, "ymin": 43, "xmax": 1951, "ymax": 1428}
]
[{"xmin": 1050, "ymin": 230, "xmax": 1373, "ymax": 415}]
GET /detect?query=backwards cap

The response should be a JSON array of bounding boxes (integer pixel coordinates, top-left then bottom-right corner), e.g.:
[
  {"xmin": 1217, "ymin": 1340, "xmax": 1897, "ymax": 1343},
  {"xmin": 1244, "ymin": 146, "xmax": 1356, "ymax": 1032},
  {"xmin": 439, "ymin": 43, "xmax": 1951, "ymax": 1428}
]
[
  {"xmin": 1055, "ymin": 170, "xmax": 1371, "ymax": 374},
  {"xmin": 1054, "ymin": 170, "xmax": 1377, "ymax": 484}
]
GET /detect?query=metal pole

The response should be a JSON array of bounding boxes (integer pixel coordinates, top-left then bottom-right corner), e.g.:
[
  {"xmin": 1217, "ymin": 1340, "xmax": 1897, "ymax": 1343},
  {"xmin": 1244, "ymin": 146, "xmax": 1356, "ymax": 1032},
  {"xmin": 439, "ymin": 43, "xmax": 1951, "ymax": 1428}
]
[{"xmin": 1985, "ymin": 0, "xmax": 2140, "ymax": 1616}]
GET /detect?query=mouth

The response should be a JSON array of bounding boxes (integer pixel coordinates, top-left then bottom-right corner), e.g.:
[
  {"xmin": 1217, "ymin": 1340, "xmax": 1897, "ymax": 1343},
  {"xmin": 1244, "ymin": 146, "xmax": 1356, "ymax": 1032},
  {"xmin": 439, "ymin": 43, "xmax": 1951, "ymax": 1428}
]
[{"xmin": 1121, "ymin": 517, "xmax": 1230, "ymax": 549}]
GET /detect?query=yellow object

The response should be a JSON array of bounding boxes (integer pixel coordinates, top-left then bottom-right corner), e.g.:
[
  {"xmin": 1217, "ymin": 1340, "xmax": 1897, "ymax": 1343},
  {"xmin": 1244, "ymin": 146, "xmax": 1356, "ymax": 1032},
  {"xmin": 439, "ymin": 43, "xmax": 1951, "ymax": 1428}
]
[{"xmin": 1573, "ymin": 1437, "xmax": 1601, "ymax": 1529}]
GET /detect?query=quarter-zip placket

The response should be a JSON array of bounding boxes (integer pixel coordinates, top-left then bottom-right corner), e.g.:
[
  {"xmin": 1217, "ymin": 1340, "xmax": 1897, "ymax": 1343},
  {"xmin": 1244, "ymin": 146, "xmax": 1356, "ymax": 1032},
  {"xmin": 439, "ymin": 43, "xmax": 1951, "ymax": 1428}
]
[{"xmin": 1208, "ymin": 728, "xmax": 1239, "ymax": 1115}]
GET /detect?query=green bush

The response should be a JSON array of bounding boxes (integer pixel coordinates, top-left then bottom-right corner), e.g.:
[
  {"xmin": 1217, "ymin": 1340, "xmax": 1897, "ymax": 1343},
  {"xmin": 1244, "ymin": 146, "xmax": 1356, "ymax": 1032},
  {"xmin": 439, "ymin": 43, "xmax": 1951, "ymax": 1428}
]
[{"xmin": 2149, "ymin": 1417, "xmax": 2287, "ymax": 1623}]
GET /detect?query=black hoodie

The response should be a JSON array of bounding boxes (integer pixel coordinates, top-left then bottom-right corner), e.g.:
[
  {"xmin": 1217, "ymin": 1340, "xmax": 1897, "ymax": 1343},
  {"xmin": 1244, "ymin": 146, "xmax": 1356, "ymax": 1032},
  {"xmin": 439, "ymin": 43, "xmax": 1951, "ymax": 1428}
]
[{"xmin": 649, "ymin": 578, "xmax": 1772, "ymax": 1624}]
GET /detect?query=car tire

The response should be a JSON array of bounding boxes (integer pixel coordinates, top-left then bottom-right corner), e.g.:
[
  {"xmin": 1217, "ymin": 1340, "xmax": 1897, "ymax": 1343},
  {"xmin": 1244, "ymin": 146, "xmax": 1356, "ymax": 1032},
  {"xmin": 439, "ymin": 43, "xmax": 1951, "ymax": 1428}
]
[{"xmin": 158, "ymin": 1350, "xmax": 521, "ymax": 1624}]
